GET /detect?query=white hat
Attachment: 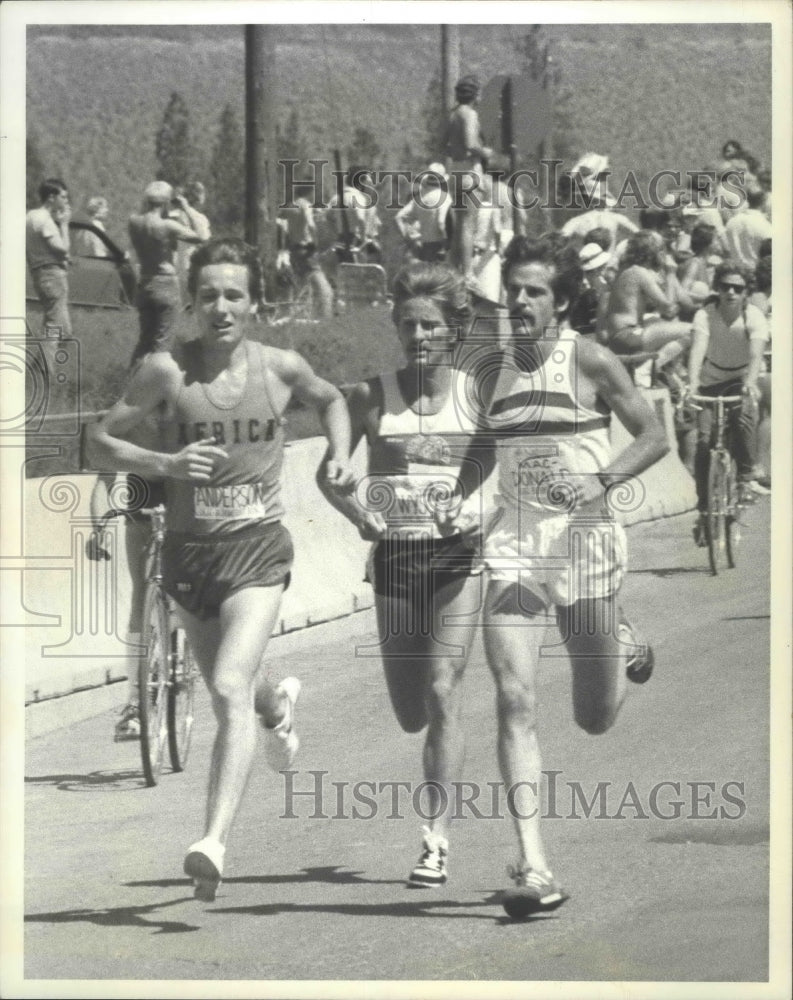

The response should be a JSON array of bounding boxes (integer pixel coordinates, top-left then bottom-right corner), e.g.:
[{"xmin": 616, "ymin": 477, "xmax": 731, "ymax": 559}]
[
  {"xmin": 579, "ymin": 242, "xmax": 611, "ymax": 271},
  {"xmin": 425, "ymin": 162, "xmax": 448, "ymax": 179},
  {"xmin": 572, "ymin": 153, "xmax": 610, "ymax": 179}
]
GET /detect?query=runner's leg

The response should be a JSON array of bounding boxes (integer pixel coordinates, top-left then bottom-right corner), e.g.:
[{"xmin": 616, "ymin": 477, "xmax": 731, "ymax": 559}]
[
  {"xmin": 483, "ymin": 579, "xmax": 553, "ymax": 873},
  {"xmin": 557, "ymin": 594, "xmax": 627, "ymax": 734},
  {"xmin": 178, "ymin": 583, "xmax": 284, "ymax": 845}
]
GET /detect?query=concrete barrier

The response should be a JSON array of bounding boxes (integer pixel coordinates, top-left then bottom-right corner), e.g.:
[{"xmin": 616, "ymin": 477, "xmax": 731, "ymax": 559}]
[
  {"xmin": 610, "ymin": 386, "xmax": 697, "ymax": 526},
  {"xmin": 22, "ymin": 390, "xmax": 694, "ymax": 721},
  {"xmin": 21, "ymin": 439, "xmax": 372, "ymax": 712}
]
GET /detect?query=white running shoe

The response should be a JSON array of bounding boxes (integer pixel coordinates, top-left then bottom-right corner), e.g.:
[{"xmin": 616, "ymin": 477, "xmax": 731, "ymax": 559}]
[
  {"xmin": 184, "ymin": 837, "xmax": 225, "ymax": 902},
  {"xmin": 407, "ymin": 826, "xmax": 448, "ymax": 887},
  {"xmin": 262, "ymin": 677, "xmax": 301, "ymax": 772}
]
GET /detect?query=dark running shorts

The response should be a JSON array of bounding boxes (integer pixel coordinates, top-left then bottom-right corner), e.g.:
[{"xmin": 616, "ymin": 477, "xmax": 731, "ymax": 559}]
[
  {"xmin": 369, "ymin": 531, "xmax": 483, "ymax": 606},
  {"xmin": 163, "ymin": 521, "xmax": 293, "ymax": 621}
]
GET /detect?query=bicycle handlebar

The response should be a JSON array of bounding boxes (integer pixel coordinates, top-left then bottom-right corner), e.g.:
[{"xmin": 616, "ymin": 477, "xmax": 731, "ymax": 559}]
[
  {"xmin": 96, "ymin": 504, "xmax": 165, "ymax": 528},
  {"xmin": 687, "ymin": 393, "xmax": 744, "ymax": 412}
]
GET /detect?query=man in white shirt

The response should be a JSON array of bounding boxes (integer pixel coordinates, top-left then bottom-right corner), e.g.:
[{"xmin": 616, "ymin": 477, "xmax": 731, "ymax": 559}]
[
  {"xmin": 329, "ymin": 166, "xmax": 382, "ymax": 263},
  {"xmin": 395, "ymin": 163, "xmax": 451, "ymax": 263},
  {"xmin": 26, "ymin": 178, "xmax": 72, "ymax": 338},
  {"xmin": 723, "ymin": 185, "xmax": 772, "ymax": 272}
]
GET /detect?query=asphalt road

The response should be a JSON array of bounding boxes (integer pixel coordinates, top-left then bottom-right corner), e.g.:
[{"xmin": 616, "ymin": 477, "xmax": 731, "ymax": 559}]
[{"xmin": 22, "ymin": 503, "xmax": 777, "ymax": 990}]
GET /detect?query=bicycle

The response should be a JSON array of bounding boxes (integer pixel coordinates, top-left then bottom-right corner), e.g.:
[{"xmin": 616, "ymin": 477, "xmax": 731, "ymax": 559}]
[
  {"xmin": 262, "ymin": 246, "xmax": 328, "ymax": 327},
  {"xmin": 687, "ymin": 393, "xmax": 745, "ymax": 575},
  {"xmin": 96, "ymin": 504, "xmax": 200, "ymax": 785}
]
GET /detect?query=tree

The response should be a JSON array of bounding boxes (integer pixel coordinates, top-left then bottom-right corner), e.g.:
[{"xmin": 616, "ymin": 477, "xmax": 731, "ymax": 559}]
[
  {"xmin": 155, "ymin": 91, "xmax": 194, "ymax": 187},
  {"xmin": 346, "ymin": 126, "xmax": 382, "ymax": 171},
  {"xmin": 277, "ymin": 106, "xmax": 308, "ymax": 165},
  {"xmin": 208, "ymin": 104, "xmax": 244, "ymax": 232},
  {"xmin": 421, "ymin": 74, "xmax": 446, "ymax": 162},
  {"xmin": 514, "ymin": 26, "xmax": 578, "ymax": 165},
  {"xmin": 27, "ymin": 134, "xmax": 45, "ymax": 208}
]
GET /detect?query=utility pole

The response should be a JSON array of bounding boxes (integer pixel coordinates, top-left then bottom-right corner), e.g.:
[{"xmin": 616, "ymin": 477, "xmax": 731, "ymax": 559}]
[
  {"xmin": 441, "ymin": 25, "xmax": 460, "ymax": 115},
  {"xmin": 244, "ymin": 26, "xmax": 278, "ymax": 266}
]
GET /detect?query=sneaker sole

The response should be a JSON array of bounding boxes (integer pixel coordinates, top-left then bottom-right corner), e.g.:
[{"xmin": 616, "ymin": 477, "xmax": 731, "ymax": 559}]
[
  {"xmin": 627, "ymin": 644, "xmax": 655, "ymax": 684},
  {"xmin": 502, "ymin": 886, "xmax": 569, "ymax": 919},
  {"xmin": 407, "ymin": 873, "xmax": 447, "ymax": 888},
  {"xmin": 184, "ymin": 851, "xmax": 221, "ymax": 902}
]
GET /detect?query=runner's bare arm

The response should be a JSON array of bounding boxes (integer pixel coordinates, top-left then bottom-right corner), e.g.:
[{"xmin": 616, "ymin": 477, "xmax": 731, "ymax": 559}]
[
  {"xmin": 275, "ymin": 349, "xmax": 353, "ymax": 487},
  {"xmin": 86, "ymin": 354, "xmax": 228, "ymax": 482},
  {"xmin": 579, "ymin": 339, "xmax": 669, "ymax": 484},
  {"xmin": 687, "ymin": 310, "xmax": 710, "ymax": 389},
  {"xmin": 316, "ymin": 380, "xmax": 387, "ymax": 540}
]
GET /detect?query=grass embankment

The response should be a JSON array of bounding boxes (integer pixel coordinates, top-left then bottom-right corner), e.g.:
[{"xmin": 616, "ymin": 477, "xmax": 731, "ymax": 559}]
[{"xmin": 27, "ymin": 301, "xmax": 404, "ymax": 441}]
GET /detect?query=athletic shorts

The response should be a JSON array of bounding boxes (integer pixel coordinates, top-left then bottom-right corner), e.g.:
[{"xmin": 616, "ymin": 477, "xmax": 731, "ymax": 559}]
[
  {"xmin": 163, "ymin": 521, "xmax": 293, "ymax": 621},
  {"xmin": 610, "ymin": 325, "xmax": 644, "ymax": 353},
  {"xmin": 368, "ymin": 531, "xmax": 483, "ymax": 607},
  {"xmin": 484, "ymin": 505, "xmax": 626, "ymax": 610}
]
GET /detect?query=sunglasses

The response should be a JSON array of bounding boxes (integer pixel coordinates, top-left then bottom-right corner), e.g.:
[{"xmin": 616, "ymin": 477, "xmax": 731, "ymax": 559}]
[{"xmin": 719, "ymin": 281, "xmax": 746, "ymax": 293}]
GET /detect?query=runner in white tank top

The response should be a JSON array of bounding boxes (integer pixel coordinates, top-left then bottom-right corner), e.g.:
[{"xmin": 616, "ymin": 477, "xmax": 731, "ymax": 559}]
[
  {"xmin": 440, "ymin": 236, "xmax": 669, "ymax": 917},
  {"xmin": 319, "ymin": 262, "xmax": 491, "ymax": 888}
]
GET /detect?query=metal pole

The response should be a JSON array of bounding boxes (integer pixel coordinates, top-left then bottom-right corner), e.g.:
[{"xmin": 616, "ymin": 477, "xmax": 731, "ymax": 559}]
[
  {"xmin": 441, "ymin": 25, "xmax": 461, "ymax": 115},
  {"xmin": 244, "ymin": 25, "xmax": 277, "ymax": 265}
]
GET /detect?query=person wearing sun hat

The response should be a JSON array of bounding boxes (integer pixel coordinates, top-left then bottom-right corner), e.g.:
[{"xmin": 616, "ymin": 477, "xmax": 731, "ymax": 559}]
[
  {"xmin": 561, "ymin": 152, "xmax": 638, "ymax": 251},
  {"xmin": 569, "ymin": 242, "xmax": 615, "ymax": 341}
]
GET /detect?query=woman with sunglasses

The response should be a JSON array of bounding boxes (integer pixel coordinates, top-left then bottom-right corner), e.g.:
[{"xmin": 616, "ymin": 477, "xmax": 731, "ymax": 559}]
[{"xmin": 687, "ymin": 261, "xmax": 770, "ymax": 542}]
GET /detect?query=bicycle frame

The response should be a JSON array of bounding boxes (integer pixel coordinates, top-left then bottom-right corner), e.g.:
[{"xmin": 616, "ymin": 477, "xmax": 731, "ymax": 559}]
[{"xmin": 689, "ymin": 393, "xmax": 744, "ymax": 575}]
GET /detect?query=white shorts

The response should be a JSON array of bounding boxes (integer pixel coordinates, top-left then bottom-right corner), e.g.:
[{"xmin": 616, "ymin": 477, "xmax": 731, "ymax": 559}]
[{"xmin": 484, "ymin": 504, "xmax": 627, "ymax": 609}]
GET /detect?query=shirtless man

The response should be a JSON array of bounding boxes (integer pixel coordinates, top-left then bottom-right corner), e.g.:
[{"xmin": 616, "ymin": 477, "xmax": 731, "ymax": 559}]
[
  {"xmin": 278, "ymin": 181, "xmax": 334, "ymax": 318},
  {"xmin": 443, "ymin": 75, "xmax": 493, "ymax": 282},
  {"xmin": 605, "ymin": 230, "xmax": 692, "ymax": 365},
  {"xmin": 128, "ymin": 181, "xmax": 205, "ymax": 362}
]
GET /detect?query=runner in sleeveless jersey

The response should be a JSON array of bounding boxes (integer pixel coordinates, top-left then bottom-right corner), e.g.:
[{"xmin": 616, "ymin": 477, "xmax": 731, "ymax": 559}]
[
  {"xmin": 318, "ymin": 262, "xmax": 492, "ymax": 887},
  {"xmin": 88, "ymin": 238, "xmax": 352, "ymax": 901},
  {"xmin": 440, "ymin": 235, "xmax": 668, "ymax": 917}
]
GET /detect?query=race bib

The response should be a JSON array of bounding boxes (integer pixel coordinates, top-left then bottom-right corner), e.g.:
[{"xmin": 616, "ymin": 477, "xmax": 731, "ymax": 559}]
[
  {"xmin": 194, "ymin": 483, "xmax": 267, "ymax": 520},
  {"xmin": 501, "ymin": 445, "xmax": 572, "ymax": 508},
  {"xmin": 391, "ymin": 466, "xmax": 458, "ymax": 523}
]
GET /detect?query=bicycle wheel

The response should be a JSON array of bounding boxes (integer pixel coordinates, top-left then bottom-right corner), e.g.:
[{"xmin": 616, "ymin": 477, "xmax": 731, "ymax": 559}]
[
  {"xmin": 138, "ymin": 583, "xmax": 170, "ymax": 786},
  {"xmin": 724, "ymin": 457, "xmax": 740, "ymax": 569},
  {"xmin": 167, "ymin": 622, "xmax": 199, "ymax": 772},
  {"xmin": 706, "ymin": 451, "xmax": 729, "ymax": 575}
]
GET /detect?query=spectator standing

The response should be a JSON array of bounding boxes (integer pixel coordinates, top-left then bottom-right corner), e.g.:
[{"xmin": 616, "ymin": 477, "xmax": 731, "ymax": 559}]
[
  {"xmin": 560, "ymin": 153, "xmax": 638, "ymax": 252},
  {"xmin": 394, "ymin": 163, "xmax": 451, "ymax": 264},
  {"xmin": 26, "ymin": 178, "xmax": 72, "ymax": 339},
  {"xmin": 723, "ymin": 184, "xmax": 773, "ymax": 273},
  {"xmin": 74, "ymin": 196, "xmax": 111, "ymax": 258},
  {"xmin": 443, "ymin": 74, "xmax": 493, "ymax": 281},
  {"xmin": 277, "ymin": 181, "xmax": 334, "ymax": 319},
  {"xmin": 128, "ymin": 180, "xmax": 204, "ymax": 363},
  {"xmin": 329, "ymin": 166, "xmax": 382, "ymax": 264},
  {"xmin": 176, "ymin": 181, "xmax": 212, "ymax": 289}
]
